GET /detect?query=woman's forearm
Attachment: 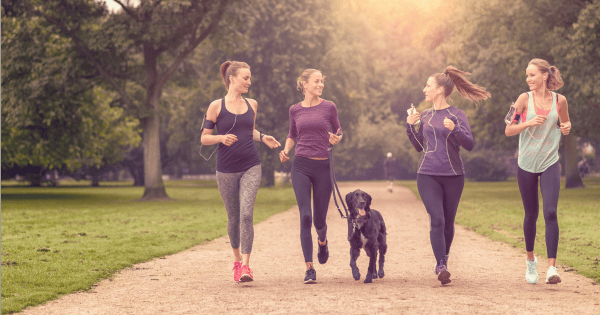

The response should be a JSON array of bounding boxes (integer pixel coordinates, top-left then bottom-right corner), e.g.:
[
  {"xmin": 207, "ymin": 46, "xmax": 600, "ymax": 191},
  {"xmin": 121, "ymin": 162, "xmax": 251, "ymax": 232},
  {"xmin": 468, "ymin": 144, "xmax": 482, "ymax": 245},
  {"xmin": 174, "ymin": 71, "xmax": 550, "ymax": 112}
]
[
  {"xmin": 284, "ymin": 138, "xmax": 295, "ymax": 153},
  {"xmin": 253, "ymin": 129, "xmax": 261, "ymax": 142},
  {"xmin": 505, "ymin": 122, "xmax": 530, "ymax": 137},
  {"xmin": 201, "ymin": 134, "xmax": 222, "ymax": 145}
]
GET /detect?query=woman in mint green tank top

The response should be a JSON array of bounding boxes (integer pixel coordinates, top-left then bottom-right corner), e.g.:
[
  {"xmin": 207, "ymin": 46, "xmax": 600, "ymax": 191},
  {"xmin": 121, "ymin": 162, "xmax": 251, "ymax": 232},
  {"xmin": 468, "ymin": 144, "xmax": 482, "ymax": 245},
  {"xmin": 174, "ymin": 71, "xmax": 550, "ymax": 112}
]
[{"xmin": 505, "ymin": 59, "xmax": 572, "ymax": 285}]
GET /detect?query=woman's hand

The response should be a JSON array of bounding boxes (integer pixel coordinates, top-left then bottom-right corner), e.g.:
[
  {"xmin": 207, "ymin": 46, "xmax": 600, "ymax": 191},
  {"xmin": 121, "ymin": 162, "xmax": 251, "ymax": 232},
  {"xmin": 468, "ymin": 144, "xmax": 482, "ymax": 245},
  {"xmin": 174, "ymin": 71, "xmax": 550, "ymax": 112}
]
[
  {"xmin": 443, "ymin": 117, "xmax": 455, "ymax": 131},
  {"xmin": 220, "ymin": 134, "xmax": 238, "ymax": 146},
  {"xmin": 328, "ymin": 128, "xmax": 342, "ymax": 145},
  {"xmin": 560, "ymin": 121, "xmax": 571, "ymax": 135},
  {"xmin": 407, "ymin": 110, "xmax": 421, "ymax": 125},
  {"xmin": 527, "ymin": 115, "xmax": 547, "ymax": 127},
  {"xmin": 262, "ymin": 135, "xmax": 281, "ymax": 149},
  {"xmin": 279, "ymin": 150, "xmax": 290, "ymax": 162}
]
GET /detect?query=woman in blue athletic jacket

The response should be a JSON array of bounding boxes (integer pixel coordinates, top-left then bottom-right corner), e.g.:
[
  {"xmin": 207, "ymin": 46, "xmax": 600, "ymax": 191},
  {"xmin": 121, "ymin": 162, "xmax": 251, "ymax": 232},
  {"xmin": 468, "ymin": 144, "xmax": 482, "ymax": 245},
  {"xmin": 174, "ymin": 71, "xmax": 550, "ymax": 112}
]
[{"xmin": 406, "ymin": 66, "xmax": 491, "ymax": 285}]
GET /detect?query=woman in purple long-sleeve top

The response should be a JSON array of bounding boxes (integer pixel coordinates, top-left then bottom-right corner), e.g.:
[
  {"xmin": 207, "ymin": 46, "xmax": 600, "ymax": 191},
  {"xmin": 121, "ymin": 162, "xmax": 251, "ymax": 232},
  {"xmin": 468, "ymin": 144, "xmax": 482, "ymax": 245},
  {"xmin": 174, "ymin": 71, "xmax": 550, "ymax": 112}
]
[
  {"xmin": 406, "ymin": 66, "xmax": 490, "ymax": 285},
  {"xmin": 279, "ymin": 69, "xmax": 343, "ymax": 284}
]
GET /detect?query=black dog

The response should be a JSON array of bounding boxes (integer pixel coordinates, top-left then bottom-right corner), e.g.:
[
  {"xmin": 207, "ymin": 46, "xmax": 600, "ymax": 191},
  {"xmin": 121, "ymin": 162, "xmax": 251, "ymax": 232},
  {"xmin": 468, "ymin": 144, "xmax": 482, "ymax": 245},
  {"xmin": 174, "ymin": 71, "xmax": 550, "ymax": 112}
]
[{"xmin": 345, "ymin": 189, "xmax": 387, "ymax": 283}]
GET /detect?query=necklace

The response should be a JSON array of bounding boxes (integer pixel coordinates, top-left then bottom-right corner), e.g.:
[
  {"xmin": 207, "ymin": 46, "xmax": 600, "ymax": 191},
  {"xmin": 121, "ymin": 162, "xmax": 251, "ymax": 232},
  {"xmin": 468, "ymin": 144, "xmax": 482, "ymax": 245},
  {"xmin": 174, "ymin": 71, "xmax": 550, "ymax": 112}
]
[{"xmin": 532, "ymin": 91, "xmax": 552, "ymax": 112}]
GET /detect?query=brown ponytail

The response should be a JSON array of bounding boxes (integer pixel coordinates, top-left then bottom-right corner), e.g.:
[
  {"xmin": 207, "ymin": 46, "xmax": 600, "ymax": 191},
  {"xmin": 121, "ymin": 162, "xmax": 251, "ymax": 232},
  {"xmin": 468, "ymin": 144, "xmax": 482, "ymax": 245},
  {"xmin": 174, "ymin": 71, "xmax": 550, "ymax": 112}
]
[
  {"xmin": 296, "ymin": 69, "xmax": 324, "ymax": 94},
  {"xmin": 528, "ymin": 59, "xmax": 563, "ymax": 91},
  {"xmin": 431, "ymin": 66, "xmax": 491, "ymax": 105},
  {"xmin": 220, "ymin": 61, "xmax": 250, "ymax": 91}
]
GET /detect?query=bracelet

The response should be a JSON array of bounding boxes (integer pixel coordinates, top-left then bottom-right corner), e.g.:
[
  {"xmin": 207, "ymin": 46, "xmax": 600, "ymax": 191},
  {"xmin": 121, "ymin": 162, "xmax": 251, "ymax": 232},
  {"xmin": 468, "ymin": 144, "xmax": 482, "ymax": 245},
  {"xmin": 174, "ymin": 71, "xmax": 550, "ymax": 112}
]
[{"xmin": 260, "ymin": 132, "xmax": 264, "ymax": 141}]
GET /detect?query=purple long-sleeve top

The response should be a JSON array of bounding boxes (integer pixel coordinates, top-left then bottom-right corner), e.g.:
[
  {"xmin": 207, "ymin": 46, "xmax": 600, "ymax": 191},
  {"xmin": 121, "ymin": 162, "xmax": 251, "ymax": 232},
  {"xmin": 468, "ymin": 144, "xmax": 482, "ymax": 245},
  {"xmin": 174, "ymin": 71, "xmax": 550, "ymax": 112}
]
[
  {"xmin": 287, "ymin": 100, "xmax": 342, "ymax": 159},
  {"xmin": 406, "ymin": 106, "xmax": 474, "ymax": 176}
]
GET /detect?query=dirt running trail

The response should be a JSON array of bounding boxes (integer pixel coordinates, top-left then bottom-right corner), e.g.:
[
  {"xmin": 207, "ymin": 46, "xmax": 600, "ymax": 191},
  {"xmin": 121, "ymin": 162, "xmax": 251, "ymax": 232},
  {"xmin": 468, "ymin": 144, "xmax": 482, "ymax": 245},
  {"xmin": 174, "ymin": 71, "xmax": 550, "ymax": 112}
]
[{"xmin": 21, "ymin": 182, "xmax": 600, "ymax": 314}]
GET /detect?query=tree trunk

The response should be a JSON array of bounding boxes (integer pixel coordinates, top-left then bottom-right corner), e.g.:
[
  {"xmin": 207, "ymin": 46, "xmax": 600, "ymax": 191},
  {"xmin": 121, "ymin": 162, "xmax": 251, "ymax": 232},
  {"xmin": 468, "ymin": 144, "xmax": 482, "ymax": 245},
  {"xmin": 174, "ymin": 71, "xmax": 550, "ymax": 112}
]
[
  {"xmin": 564, "ymin": 133, "xmax": 584, "ymax": 188},
  {"xmin": 90, "ymin": 166, "xmax": 100, "ymax": 187},
  {"xmin": 141, "ymin": 45, "xmax": 169, "ymax": 200},
  {"xmin": 131, "ymin": 165, "xmax": 144, "ymax": 186},
  {"xmin": 91, "ymin": 173, "xmax": 100, "ymax": 187}
]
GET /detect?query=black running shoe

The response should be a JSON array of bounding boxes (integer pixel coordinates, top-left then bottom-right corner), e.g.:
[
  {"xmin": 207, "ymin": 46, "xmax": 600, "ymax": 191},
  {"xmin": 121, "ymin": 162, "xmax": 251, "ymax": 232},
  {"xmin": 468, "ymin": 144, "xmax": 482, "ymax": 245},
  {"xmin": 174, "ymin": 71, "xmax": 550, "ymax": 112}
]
[
  {"xmin": 317, "ymin": 240, "xmax": 329, "ymax": 264},
  {"xmin": 304, "ymin": 267, "xmax": 316, "ymax": 284}
]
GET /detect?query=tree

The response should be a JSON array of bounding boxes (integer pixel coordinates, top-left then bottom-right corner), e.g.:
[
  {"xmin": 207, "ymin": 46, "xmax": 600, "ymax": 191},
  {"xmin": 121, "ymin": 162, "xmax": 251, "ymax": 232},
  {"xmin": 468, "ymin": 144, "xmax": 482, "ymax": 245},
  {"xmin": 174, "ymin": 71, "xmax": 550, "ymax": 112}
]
[
  {"xmin": 1, "ymin": 8, "xmax": 140, "ymax": 184},
  {"xmin": 559, "ymin": 0, "xmax": 600, "ymax": 187},
  {"xmin": 14, "ymin": 0, "xmax": 235, "ymax": 199},
  {"xmin": 445, "ymin": 0, "xmax": 594, "ymax": 186}
]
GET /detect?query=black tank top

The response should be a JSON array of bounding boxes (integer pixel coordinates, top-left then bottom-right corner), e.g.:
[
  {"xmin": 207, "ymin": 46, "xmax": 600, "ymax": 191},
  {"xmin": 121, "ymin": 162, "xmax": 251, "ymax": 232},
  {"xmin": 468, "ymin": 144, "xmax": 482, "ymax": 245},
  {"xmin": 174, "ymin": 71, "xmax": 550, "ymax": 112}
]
[{"xmin": 216, "ymin": 98, "xmax": 261, "ymax": 173}]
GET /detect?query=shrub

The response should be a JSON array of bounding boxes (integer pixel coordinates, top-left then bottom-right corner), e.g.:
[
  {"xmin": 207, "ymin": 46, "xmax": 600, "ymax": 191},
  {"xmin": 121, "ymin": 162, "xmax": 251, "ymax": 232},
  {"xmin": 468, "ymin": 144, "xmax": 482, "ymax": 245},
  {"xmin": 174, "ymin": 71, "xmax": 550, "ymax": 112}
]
[{"xmin": 464, "ymin": 156, "xmax": 509, "ymax": 181}]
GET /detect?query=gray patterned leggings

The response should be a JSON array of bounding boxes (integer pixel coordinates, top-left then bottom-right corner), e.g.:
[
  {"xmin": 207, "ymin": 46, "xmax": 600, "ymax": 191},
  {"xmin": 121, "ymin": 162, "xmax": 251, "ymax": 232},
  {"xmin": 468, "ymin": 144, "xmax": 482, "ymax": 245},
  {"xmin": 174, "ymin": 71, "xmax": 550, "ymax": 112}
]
[{"xmin": 216, "ymin": 164, "xmax": 262, "ymax": 254}]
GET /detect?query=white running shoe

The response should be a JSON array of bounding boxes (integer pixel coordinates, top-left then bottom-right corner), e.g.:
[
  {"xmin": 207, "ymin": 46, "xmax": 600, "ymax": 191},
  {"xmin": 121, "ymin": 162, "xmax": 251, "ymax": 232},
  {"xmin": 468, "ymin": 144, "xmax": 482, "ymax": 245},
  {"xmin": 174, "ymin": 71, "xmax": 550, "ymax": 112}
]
[
  {"xmin": 526, "ymin": 257, "xmax": 539, "ymax": 284},
  {"xmin": 545, "ymin": 266, "xmax": 561, "ymax": 284}
]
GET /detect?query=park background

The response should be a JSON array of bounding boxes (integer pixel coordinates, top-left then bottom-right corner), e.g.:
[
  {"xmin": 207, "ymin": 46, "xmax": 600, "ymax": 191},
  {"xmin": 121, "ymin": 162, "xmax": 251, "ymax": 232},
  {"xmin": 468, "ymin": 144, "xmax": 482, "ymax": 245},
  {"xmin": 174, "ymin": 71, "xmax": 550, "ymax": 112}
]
[{"xmin": 2, "ymin": 0, "xmax": 599, "ymax": 314}]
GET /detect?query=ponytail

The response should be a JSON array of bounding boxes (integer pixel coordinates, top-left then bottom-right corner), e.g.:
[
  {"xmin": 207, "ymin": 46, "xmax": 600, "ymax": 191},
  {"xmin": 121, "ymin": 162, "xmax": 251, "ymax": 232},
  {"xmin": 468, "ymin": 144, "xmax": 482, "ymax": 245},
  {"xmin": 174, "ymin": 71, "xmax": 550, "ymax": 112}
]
[
  {"xmin": 528, "ymin": 58, "xmax": 563, "ymax": 91},
  {"xmin": 431, "ymin": 66, "xmax": 491, "ymax": 105},
  {"xmin": 220, "ymin": 61, "xmax": 250, "ymax": 91},
  {"xmin": 547, "ymin": 65, "xmax": 564, "ymax": 91}
]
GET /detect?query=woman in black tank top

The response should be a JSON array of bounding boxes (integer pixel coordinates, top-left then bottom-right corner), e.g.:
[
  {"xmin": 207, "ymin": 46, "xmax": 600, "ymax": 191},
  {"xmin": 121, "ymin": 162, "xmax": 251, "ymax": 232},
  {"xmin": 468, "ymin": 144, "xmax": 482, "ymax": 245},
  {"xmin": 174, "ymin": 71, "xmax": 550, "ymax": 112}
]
[{"xmin": 200, "ymin": 61, "xmax": 280, "ymax": 282}]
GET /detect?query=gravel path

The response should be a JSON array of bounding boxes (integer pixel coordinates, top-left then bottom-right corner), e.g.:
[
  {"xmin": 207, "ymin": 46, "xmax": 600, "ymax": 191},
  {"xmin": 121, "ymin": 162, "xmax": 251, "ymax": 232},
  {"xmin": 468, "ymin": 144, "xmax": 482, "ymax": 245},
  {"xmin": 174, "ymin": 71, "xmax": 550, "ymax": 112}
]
[{"xmin": 20, "ymin": 182, "xmax": 600, "ymax": 314}]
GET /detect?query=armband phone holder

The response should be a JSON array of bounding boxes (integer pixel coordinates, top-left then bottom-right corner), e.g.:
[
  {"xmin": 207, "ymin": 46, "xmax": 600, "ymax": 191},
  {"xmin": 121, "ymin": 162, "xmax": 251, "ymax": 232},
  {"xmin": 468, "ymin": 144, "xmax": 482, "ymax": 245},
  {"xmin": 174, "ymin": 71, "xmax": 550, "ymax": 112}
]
[{"xmin": 504, "ymin": 103, "xmax": 520, "ymax": 125}]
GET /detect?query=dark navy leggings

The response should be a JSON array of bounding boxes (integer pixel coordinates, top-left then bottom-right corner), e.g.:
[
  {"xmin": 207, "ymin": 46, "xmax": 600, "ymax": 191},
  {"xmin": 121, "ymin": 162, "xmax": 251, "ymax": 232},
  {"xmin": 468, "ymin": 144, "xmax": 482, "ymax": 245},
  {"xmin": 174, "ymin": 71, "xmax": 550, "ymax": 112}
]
[
  {"xmin": 417, "ymin": 174, "xmax": 465, "ymax": 263},
  {"xmin": 292, "ymin": 156, "xmax": 332, "ymax": 263},
  {"xmin": 517, "ymin": 162, "xmax": 560, "ymax": 259}
]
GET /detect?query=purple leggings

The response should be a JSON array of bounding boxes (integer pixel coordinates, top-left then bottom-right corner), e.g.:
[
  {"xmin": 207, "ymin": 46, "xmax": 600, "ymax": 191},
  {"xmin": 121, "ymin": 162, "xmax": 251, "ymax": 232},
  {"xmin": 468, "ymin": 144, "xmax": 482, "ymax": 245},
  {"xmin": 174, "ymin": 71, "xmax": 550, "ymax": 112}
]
[
  {"xmin": 417, "ymin": 174, "xmax": 464, "ymax": 263},
  {"xmin": 517, "ymin": 162, "xmax": 560, "ymax": 259}
]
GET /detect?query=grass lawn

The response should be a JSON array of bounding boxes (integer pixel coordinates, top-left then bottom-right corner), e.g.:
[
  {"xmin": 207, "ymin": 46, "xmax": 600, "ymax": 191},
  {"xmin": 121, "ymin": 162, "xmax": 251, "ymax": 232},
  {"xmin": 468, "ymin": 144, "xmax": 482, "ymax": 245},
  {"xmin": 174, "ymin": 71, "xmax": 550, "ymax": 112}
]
[
  {"xmin": 0, "ymin": 180, "xmax": 297, "ymax": 314},
  {"xmin": 398, "ymin": 177, "xmax": 600, "ymax": 283}
]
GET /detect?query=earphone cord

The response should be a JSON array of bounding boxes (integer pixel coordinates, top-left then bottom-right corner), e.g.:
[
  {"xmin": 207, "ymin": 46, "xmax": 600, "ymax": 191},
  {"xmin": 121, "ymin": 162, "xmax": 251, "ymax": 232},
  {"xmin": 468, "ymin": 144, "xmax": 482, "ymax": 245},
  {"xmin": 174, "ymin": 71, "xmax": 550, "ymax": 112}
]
[
  {"xmin": 525, "ymin": 91, "xmax": 551, "ymax": 142},
  {"xmin": 199, "ymin": 114, "xmax": 238, "ymax": 161}
]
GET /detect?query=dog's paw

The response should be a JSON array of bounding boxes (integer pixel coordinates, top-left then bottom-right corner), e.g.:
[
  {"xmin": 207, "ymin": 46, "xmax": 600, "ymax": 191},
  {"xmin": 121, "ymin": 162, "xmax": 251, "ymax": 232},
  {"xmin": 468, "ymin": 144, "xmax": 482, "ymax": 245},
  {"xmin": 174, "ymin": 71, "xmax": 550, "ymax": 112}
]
[
  {"xmin": 352, "ymin": 269, "xmax": 361, "ymax": 281},
  {"xmin": 372, "ymin": 271, "xmax": 378, "ymax": 279},
  {"xmin": 378, "ymin": 269, "xmax": 385, "ymax": 279},
  {"xmin": 364, "ymin": 277, "xmax": 373, "ymax": 284}
]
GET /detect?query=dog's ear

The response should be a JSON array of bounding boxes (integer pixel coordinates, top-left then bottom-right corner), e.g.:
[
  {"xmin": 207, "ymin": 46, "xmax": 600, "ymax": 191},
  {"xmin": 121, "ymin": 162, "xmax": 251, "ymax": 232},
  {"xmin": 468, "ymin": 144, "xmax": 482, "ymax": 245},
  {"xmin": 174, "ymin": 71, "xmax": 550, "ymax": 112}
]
[
  {"xmin": 365, "ymin": 192, "xmax": 372, "ymax": 211},
  {"xmin": 345, "ymin": 192, "xmax": 354, "ymax": 209}
]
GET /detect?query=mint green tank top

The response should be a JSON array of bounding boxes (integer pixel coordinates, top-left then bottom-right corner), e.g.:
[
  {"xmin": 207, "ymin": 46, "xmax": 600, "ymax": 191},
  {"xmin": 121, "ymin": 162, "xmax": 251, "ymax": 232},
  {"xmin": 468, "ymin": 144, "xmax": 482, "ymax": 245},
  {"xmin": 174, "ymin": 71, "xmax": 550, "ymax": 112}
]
[{"xmin": 518, "ymin": 92, "xmax": 561, "ymax": 173}]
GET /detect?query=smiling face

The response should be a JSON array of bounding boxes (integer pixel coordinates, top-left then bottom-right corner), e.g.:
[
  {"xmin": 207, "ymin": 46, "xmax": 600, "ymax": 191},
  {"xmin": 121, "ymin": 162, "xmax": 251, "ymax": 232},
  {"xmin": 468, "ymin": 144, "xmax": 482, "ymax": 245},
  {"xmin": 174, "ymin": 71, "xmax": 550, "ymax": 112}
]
[
  {"xmin": 303, "ymin": 72, "xmax": 324, "ymax": 97},
  {"xmin": 525, "ymin": 64, "xmax": 547, "ymax": 91},
  {"xmin": 423, "ymin": 77, "xmax": 442, "ymax": 103},
  {"xmin": 230, "ymin": 68, "xmax": 251, "ymax": 94}
]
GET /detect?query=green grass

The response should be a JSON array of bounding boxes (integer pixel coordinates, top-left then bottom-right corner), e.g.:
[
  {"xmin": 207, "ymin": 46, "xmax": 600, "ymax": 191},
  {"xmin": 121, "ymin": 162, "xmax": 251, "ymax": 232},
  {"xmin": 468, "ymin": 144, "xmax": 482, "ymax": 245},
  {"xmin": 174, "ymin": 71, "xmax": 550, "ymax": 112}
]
[
  {"xmin": 0, "ymin": 180, "xmax": 297, "ymax": 314},
  {"xmin": 398, "ymin": 177, "xmax": 600, "ymax": 283}
]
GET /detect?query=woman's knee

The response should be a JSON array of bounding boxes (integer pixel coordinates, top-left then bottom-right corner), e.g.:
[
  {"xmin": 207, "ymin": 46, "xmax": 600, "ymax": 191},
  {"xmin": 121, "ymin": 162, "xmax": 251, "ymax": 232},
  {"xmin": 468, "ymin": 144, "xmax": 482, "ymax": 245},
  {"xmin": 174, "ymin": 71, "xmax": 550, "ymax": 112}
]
[
  {"xmin": 300, "ymin": 213, "xmax": 312, "ymax": 229},
  {"xmin": 240, "ymin": 212, "xmax": 253, "ymax": 225},
  {"xmin": 429, "ymin": 215, "xmax": 444, "ymax": 230},
  {"xmin": 544, "ymin": 209, "xmax": 558, "ymax": 223}
]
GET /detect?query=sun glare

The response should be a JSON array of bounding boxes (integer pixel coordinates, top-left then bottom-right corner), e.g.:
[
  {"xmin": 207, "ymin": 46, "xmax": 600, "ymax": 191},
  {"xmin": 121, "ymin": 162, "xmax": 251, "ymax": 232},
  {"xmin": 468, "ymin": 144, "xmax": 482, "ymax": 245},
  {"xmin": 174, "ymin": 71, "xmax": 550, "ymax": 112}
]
[{"xmin": 99, "ymin": 0, "xmax": 140, "ymax": 12}]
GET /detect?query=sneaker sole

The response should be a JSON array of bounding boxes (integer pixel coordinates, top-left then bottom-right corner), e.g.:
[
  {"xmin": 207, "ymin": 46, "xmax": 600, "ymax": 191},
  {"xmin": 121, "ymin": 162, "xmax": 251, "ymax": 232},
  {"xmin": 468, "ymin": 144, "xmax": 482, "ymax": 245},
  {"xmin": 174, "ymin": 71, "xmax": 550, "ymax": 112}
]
[
  {"xmin": 438, "ymin": 270, "xmax": 451, "ymax": 284},
  {"xmin": 526, "ymin": 277, "xmax": 539, "ymax": 284},
  {"xmin": 304, "ymin": 279, "xmax": 316, "ymax": 284},
  {"xmin": 546, "ymin": 275, "xmax": 561, "ymax": 284},
  {"xmin": 239, "ymin": 274, "xmax": 253, "ymax": 282}
]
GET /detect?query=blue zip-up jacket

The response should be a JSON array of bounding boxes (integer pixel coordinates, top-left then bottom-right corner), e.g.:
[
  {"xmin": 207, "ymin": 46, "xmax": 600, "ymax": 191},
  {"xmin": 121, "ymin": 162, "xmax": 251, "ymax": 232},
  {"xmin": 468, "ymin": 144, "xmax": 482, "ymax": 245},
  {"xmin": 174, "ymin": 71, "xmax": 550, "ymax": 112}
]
[{"xmin": 406, "ymin": 106, "xmax": 474, "ymax": 176}]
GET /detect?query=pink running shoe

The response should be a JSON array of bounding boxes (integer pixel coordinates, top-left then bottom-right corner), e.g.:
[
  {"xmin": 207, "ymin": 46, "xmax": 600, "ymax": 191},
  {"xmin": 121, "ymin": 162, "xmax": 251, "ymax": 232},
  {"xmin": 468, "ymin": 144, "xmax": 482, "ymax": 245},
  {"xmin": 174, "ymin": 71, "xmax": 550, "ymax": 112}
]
[
  {"xmin": 239, "ymin": 265, "xmax": 254, "ymax": 282},
  {"xmin": 232, "ymin": 261, "xmax": 242, "ymax": 282}
]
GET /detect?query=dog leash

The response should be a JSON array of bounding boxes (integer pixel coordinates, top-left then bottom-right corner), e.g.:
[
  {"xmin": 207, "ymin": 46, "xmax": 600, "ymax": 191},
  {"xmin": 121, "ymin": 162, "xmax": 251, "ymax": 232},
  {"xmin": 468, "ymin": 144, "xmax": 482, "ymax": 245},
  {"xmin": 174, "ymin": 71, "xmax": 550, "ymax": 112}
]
[{"xmin": 328, "ymin": 143, "xmax": 348, "ymax": 219}]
